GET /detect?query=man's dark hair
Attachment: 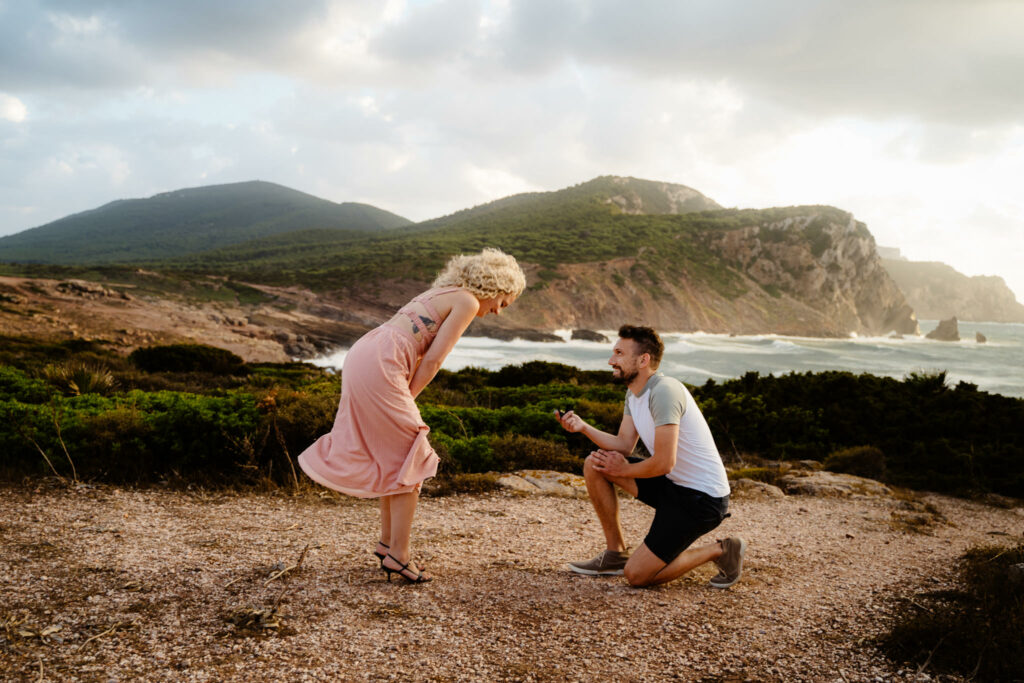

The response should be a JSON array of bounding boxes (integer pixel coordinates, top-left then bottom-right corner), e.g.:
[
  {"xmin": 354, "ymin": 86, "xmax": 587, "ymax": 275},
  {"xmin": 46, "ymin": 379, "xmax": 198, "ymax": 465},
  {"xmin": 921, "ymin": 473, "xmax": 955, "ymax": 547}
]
[{"xmin": 618, "ymin": 325, "xmax": 664, "ymax": 368}]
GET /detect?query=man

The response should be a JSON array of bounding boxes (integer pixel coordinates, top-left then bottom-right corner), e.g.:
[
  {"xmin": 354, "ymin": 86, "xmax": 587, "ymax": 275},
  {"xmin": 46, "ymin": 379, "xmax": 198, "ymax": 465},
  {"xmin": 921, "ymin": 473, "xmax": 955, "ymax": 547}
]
[{"xmin": 557, "ymin": 325, "xmax": 745, "ymax": 588}]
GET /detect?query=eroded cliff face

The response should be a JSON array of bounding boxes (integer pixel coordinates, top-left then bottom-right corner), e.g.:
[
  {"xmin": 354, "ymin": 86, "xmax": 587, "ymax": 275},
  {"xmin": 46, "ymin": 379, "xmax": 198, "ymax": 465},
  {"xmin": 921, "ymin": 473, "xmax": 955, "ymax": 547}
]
[
  {"xmin": 882, "ymin": 260, "xmax": 1024, "ymax": 323},
  {"xmin": 493, "ymin": 210, "xmax": 919, "ymax": 337},
  {"xmin": 603, "ymin": 176, "xmax": 723, "ymax": 215}
]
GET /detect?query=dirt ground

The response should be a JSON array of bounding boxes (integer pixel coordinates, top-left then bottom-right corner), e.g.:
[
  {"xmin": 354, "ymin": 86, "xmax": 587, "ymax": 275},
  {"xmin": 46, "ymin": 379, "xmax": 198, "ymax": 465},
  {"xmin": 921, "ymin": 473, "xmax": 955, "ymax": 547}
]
[{"xmin": 1, "ymin": 483, "xmax": 1022, "ymax": 682}]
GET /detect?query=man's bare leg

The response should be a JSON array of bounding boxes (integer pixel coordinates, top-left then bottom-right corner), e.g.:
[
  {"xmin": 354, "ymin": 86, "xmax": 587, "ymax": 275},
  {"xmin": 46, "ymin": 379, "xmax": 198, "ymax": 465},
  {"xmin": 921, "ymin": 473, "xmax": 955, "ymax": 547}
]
[
  {"xmin": 582, "ymin": 454, "xmax": 638, "ymax": 553},
  {"xmin": 623, "ymin": 541, "xmax": 724, "ymax": 587}
]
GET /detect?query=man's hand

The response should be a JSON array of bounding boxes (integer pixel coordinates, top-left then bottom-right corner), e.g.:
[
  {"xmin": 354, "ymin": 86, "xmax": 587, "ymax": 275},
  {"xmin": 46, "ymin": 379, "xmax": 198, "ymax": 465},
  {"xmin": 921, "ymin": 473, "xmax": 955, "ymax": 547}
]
[
  {"xmin": 590, "ymin": 449, "xmax": 629, "ymax": 477},
  {"xmin": 555, "ymin": 409, "xmax": 586, "ymax": 434}
]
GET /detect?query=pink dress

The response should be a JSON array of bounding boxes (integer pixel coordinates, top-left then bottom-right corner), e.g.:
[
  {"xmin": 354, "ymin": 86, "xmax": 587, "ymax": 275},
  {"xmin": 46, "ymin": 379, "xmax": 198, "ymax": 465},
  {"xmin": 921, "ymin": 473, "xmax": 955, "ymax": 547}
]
[{"xmin": 297, "ymin": 288, "xmax": 458, "ymax": 497}]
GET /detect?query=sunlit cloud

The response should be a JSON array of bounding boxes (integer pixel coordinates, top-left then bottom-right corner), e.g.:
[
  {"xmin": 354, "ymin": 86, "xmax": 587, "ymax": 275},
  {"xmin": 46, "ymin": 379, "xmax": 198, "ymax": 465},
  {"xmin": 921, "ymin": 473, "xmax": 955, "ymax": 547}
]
[{"xmin": 0, "ymin": 93, "xmax": 27, "ymax": 122}]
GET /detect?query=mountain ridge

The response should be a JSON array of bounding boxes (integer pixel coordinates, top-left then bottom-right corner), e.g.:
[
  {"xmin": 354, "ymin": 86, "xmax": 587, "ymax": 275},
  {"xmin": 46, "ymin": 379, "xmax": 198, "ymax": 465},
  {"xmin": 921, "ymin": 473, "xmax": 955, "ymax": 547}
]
[
  {"xmin": 0, "ymin": 175, "xmax": 926, "ymax": 343},
  {"xmin": 0, "ymin": 180, "xmax": 413, "ymax": 263}
]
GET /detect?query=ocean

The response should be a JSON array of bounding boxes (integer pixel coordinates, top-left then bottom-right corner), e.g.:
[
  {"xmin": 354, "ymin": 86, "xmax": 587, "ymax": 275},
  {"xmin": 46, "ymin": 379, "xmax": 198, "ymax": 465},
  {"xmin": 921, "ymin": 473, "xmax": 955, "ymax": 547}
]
[{"xmin": 311, "ymin": 321, "xmax": 1024, "ymax": 398}]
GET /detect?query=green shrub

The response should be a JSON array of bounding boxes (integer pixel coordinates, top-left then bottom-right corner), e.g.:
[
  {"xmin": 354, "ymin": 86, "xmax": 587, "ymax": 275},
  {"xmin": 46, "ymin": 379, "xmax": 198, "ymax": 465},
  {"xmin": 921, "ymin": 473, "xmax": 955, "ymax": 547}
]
[
  {"xmin": 437, "ymin": 435, "xmax": 495, "ymax": 474},
  {"xmin": 129, "ymin": 344, "xmax": 248, "ymax": 376},
  {"xmin": 823, "ymin": 445, "xmax": 886, "ymax": 480},
  {"xmin": 728, "ymin": 466, "xmax": 785, "ymax": 486},
  {"xmin": 43, "ymin": 360, "xmax": 117, "ymax": 396},
  {"xmin": 880, "ymin": 543, "xmax": 1024, "ymax": 679},
  {"xmin": 489, "ymin": 434, "xmax": 583, "ymax": 472},
  {"xmin": 0, "ymin": 366, "xmax": 55, "ymax": 403}
]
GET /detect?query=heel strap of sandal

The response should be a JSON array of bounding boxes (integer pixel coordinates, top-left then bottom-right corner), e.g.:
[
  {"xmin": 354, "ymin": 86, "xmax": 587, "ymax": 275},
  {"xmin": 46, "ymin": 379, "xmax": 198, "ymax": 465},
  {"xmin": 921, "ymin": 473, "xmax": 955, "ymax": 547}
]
[
  {"xmin": 384, "ymin": 553, "xmax": 426, "ymax": 581},
  {"xmin": 385, "ymin": 553, "xmax": 412, "ymax": 574}
]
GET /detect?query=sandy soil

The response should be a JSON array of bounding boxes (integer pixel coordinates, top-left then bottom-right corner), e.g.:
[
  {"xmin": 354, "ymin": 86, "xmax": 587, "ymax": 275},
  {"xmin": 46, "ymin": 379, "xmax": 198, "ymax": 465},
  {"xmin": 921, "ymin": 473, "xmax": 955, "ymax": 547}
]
[
  {"xmin": 0, "ymin": 275, "xmax": 375, "ymax": 362},
  {"xmin": 1, "ymin": 483, "xmax": 1022, "ymax": 682}
]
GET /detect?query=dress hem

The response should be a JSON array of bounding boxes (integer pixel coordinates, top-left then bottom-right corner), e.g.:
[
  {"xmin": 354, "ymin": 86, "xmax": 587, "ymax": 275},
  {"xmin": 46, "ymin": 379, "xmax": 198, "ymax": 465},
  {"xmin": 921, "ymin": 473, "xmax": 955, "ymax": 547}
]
[{"xmin": 298, "ymin": 452, "xmax": 424, "ymax": 499}]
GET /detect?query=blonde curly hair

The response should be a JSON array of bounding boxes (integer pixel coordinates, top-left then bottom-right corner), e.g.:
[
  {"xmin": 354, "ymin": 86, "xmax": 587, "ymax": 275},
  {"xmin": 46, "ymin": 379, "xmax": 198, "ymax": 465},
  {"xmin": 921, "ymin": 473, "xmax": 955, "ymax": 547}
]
[{"xmin": 432, "ymin": 248, "xmax": 526, "ymax": 299}]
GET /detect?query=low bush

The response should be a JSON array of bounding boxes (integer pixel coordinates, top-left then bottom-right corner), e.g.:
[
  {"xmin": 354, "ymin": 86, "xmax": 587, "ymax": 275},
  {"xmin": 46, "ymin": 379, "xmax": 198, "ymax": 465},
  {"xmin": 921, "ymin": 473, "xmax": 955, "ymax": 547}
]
[
  {"xmin": 129, "ymin": 344, "xmax": 248, "ymax": 376},
  {"xmin": 879, "ymin": 543, "xmax": 1024, "ymax": 679},
  {"xmin": 43, "ymin": 360, "xmax": 118, "ymax": 396},
  {"xmin": 489, "ymin": 434, "xmax": 583, "ymax": 472},
  {"xmin": 823, "ymin": 445, "xmax": 886, "ymax": 480},
  {"xmin": 727, "ymin": 466, "xmax": 786, "ymax": 486}
]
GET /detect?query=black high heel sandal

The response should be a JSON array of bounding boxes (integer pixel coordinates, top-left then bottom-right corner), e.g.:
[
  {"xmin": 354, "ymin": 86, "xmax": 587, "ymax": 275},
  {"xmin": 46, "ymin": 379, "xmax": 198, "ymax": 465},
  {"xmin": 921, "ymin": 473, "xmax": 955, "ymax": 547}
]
[
  {"xmin": 373, "ymin": 542, "xmax": 390, "ymax": 567},
  {"xmin": 381, "ymin": 553, "xmax": 432, "ymax": 584}
]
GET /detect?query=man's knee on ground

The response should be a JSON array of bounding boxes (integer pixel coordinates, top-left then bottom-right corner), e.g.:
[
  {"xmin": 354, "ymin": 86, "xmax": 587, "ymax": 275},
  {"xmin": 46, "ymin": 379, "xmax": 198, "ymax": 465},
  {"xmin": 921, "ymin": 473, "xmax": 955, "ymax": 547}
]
[{"xmin": 623, "ymin": 564, "xmax": 655, "ymax": 587}]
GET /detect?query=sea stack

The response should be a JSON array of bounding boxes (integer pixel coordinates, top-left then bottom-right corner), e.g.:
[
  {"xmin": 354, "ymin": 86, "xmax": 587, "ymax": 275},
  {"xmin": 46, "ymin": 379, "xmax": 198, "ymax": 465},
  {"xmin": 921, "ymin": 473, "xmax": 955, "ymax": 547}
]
[{"xmin": 926, "ymin": 317, "xmax": 960, "ymax": 341}]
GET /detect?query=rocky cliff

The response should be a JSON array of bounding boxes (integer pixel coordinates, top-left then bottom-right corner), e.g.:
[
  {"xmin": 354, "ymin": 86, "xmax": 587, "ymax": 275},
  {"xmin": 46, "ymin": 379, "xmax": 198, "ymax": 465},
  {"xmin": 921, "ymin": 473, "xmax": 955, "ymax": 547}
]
[
  {"xmin": 489, "ymin": 208, "xmax": 920, "ymax": 338},
  {"xmin": 881, "ymin": 259, "xmax": 1024, "ymax": 323}
]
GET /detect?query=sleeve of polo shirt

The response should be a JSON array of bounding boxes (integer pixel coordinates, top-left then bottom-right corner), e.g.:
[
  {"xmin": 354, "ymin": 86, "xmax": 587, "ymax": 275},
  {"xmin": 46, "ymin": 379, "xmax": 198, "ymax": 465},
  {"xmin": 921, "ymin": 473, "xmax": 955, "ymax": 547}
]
[
  {"xmin": 622, "ymin": 390, "xmax": 633, "ymax": 417},
  {"xmin": 649, "ymin": 379, "xmax": 686, "ymax": 426}
]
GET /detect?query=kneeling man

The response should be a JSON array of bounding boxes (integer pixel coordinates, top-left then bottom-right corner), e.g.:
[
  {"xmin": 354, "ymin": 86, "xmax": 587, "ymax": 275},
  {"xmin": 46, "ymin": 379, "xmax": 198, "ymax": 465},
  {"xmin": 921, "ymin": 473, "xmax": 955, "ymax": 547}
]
[{"xmin": 557, "ymin": 325, "xmax": 745, "ymax": 588}]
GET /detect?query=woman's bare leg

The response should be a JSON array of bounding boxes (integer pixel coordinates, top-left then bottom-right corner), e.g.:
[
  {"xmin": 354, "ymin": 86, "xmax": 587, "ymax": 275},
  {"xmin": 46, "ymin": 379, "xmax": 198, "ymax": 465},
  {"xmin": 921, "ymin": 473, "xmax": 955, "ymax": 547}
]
[
  {"xmin": 379, "ymin": 496, "xmax": 392, "ymax": 547},
  {"xmin": 382, "ymin": 490, "xmax": 430, "ymax": 578}
]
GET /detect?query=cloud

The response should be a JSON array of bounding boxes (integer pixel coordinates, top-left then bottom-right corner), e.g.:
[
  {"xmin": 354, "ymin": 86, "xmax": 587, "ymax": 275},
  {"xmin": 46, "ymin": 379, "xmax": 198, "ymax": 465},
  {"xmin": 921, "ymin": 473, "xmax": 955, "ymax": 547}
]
[
  {"xmin": 6, "ymin": 0, "xmax": 1024, "ymax": 127},
  {"xmin": 0, "ymin": 0, "xmax": 354, "ymax": 90},
  {"xmin": 369, "ymin": 0, "xmax": 482, "ymax": 65},
  {"xmin": 0, "ymin": 93, "xmax": 28, "ymax": 122},
  {"xmin": 492, "ymin": 0, "xmax": 1024, "ymax": 127}
]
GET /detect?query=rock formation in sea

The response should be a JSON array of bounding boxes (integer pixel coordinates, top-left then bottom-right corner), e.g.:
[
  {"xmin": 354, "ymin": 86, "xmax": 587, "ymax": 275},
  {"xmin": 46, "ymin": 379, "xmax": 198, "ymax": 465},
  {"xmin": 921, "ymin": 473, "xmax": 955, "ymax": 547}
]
[
  {"xmin": 926, "ymin": 317, "xmax": 960, "ymax": 341},
  {"xmin": 570, "ymin": 329, "xmax": 609, "ymax": 342}
]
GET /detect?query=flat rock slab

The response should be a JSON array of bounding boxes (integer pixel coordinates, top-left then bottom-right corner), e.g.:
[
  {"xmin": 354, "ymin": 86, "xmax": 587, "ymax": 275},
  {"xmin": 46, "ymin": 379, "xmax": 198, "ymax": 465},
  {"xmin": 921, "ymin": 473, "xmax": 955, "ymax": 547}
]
[
  {"xmin": 778, "ymin": 471, "xmax": 891, "ymax": 498},
  {"xmin": 496, "ymin": 470, "xmax": 588, "ymax": 498},
  {"xmin": 730, "ymin": 478, "xmax": 785, "ymax": 499}
]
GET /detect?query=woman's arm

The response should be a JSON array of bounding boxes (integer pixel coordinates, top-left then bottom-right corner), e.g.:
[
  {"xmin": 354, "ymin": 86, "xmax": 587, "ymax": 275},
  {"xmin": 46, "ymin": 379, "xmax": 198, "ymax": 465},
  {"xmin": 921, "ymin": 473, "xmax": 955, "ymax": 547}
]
[{"xmin": 408, "ymin": 290, "xmax": 480, "ymax": 398}]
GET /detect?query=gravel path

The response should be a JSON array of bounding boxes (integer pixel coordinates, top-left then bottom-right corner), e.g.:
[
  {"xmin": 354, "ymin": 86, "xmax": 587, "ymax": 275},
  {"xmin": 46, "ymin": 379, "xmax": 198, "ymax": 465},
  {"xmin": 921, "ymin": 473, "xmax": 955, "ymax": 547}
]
[{"xmin": 2, "ymin": 483, "xmax": 1021, "ymax": 682}]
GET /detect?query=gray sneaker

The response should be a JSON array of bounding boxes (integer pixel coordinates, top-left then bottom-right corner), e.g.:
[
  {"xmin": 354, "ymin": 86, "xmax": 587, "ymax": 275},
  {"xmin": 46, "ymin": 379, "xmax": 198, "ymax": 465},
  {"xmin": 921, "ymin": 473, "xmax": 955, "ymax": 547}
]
[
  {"xmin": 568, "ymin": 549, "xmax": 629, "ymax": 576},
  {"xmin": 709, "ymin": 537, "xmax": 746, "ymax": 589}
]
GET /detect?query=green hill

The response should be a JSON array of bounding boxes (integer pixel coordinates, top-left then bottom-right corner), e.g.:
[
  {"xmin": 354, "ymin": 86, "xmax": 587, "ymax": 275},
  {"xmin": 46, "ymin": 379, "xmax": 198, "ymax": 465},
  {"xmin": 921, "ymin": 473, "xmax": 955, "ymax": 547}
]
[
  {"xmin": 0, "ymin": 180, "xmax": 412, "ymax": 264},
  {"xmin": 177, "ymin": 175, "xmax": 733, "ymax": 288},
  {"xmin": 0, "ymin": 175, "xmax": 920, "ymax": 337}
]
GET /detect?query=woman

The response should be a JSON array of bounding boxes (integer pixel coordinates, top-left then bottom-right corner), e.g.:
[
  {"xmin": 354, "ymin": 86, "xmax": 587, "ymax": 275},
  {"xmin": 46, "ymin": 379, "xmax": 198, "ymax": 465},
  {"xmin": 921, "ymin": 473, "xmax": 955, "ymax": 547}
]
[{"xmin": 298, "ymin": 248, "xmax": 526, "ymax": 583}]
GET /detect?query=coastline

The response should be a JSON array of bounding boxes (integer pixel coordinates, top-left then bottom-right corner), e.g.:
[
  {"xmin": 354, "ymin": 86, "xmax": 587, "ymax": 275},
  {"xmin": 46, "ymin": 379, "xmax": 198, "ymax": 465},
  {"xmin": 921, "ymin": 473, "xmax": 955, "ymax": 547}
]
[{"xmin": 310, "ymin": 322, "xmax": 1024, "ymax": 399}]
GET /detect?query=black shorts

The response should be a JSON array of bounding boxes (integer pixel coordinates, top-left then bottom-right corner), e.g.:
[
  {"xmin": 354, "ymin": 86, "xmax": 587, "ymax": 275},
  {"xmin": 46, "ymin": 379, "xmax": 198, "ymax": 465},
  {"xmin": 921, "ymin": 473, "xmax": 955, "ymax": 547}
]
[{"xmin": 634, "ymin": 472, "xmax": 730, "ymax": 564}]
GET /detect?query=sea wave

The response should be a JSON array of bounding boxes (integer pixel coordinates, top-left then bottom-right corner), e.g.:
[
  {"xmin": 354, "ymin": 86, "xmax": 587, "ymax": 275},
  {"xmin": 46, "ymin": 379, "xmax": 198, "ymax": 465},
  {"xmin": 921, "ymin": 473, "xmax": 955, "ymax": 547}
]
[{"xmin": 310, "ymin": 322, "xmax": 1024, "ymax": 398}]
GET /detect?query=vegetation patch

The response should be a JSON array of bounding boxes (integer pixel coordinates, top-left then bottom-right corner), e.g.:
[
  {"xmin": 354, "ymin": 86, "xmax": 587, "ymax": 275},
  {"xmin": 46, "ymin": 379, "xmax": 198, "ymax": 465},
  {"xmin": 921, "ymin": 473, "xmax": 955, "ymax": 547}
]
[
  {"xmin": 879, "ymin": 543, "xmax": 1024, "ymax": 679},
  {"xmin": 129, "ymin": 344, "xmax": 248, "ymax": 376},
  {"xmin": 1, "ymin": 338, "xmax": 1022, "ymax": 499},
  {"xmin": 823, "ymin": 445, "xmax": 886, "ymax": 481}
]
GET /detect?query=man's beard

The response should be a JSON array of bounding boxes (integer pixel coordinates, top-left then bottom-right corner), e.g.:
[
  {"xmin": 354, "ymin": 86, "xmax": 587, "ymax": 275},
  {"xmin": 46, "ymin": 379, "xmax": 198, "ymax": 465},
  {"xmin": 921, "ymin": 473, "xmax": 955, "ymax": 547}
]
[{"xmin": 612, "ymin": 366, "xmax": 639, "ymax": 384}]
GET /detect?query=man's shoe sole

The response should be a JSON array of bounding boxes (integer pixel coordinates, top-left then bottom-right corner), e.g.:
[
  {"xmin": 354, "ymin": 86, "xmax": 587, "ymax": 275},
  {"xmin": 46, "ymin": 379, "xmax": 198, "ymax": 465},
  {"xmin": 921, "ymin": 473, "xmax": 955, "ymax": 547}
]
[
  {"xmin": 708, "ymin": 538, "xmax": 747, "ymax": 589},
  {"xmin": 567, "ymin": 564, "xmax": 625, "ymax": 576}
]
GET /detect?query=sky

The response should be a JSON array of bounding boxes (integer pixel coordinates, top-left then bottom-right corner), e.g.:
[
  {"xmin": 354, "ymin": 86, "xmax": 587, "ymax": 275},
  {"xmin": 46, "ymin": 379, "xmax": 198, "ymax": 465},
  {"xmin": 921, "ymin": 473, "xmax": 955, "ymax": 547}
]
[{"xmin": 2, "ymin": 0, "xmax": 1023, "ymax": 301}]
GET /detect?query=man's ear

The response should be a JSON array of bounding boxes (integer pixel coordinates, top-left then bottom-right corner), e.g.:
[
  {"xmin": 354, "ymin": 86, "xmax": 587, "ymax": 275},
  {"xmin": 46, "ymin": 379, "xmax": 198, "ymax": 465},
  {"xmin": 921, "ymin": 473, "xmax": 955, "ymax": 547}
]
[{"xmin": 639, "ymin": 352, "xmax": 651, "ymax": 368}]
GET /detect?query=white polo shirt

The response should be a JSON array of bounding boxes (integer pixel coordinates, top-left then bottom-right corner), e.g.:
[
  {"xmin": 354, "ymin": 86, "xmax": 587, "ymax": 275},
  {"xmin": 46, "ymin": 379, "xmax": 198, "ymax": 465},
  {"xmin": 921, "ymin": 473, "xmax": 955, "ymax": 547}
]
[{"xmin": 623, "ymin": 373, "xmax": 731, "ymax": 498}]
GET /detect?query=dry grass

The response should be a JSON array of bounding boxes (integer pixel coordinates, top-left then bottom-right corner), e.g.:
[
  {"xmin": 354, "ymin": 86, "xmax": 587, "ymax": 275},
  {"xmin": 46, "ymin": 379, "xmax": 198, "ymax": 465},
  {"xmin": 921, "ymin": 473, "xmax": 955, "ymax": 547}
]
[{"xmin": 1, "ymin": 481, "xmax": 1021, "ymax": 681}]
